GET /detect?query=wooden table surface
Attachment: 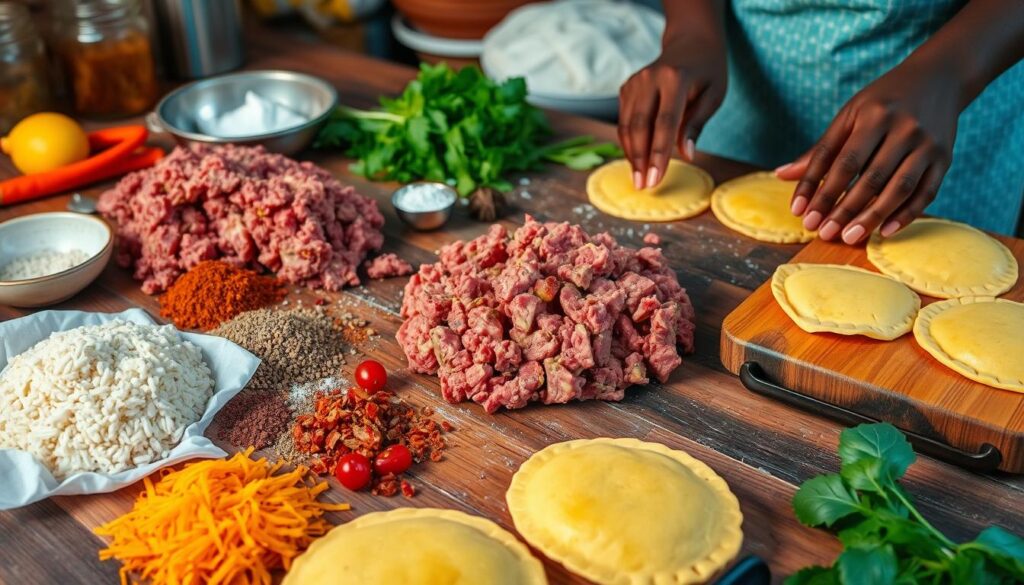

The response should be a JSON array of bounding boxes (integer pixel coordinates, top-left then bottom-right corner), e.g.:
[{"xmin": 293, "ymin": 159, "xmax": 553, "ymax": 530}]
[{"xmin": 2, "ymin": 21, "xmax": 1023, "ymax": 585}]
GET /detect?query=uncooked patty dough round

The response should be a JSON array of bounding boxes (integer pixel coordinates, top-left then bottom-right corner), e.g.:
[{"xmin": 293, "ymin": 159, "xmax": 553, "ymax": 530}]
[
  {"xmin": 587, "ymin": 159, "xmax": 713, "ymax": 221},
  {"xmin": 711, "ymin": 172, "xmax": 816, "ymax": 243},
  {"xmin": 867, "ymin": 218, "xmax": 1018, "ymax": 298},
  {"xmin": 507, "ymin": 438, "xmax": 743, "ymax": 585},
  {"xmin": 282, "ymin": 508, "xmax": 547, "ymax": 585},
  {"xmin": 772, "ymin": 263, "xmax": 921, "ymax": 340},
  {"xmin": 914, "ymin": 297, "xmax": 1024, "ymax": 392}
]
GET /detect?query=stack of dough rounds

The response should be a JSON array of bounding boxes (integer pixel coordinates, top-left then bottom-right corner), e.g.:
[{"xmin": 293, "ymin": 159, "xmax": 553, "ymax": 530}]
[
  {"xmin": 507, "ymin": 438, "xmax": 743, "ymax": 585},
  {"xmin": 771, "ymin": 263, "xmax": 921, "ymax": 340},
  {"xmin": 587, "ymin": 159, "xmax": 714, "ymax": 221},
  {"xmin": 282, "ymin": 508, "xmax": 547, "ymax": 585},
  {"xmin": 711, "ymin": 172, "xmax": 816, "ymax": 243},
  {"xmin": 867, "ymin": 218, "xmax": 1018, "ymax": 298},
  {"xmin": 914, "ymin": 297, "xmax": 1024, "ymax": 393}
]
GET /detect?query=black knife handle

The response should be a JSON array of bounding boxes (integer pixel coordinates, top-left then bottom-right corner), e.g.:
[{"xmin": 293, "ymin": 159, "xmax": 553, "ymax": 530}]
[
  {"xmin": 739, "ymin": 361, "xmax": 1002, "ymax": 473},
  {"xmin": 715, "ymin": 555, "xmax": 770, "ymax": 585}
]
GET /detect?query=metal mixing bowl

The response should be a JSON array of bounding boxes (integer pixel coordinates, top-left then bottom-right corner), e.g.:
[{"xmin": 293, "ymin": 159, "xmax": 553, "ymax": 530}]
[
  {"xmin": 150, "ymin": 70, "xmax": 338, "ymax": 155},
  {"xmin": 392, "ymin": 182, "xmax": 458, "ymax": 231}
]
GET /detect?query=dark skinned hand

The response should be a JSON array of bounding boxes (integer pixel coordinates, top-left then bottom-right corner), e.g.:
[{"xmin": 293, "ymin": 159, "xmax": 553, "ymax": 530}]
[
  {"xmin": 619, "ymin": 24, "xmax": 727, "ymax": 190},
  {"xmin": 776, "ymin": 61, "xmax": 959, "ymax": 244}
]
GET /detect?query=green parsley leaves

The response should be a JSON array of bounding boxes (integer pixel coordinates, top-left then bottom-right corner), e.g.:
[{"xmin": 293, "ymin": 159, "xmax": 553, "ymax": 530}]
[
  {"xmin": 788, "ymin": 423, "xmax": 1024, "ymax": 584},
  {"xmin": 314, "ymin": 63, "xmax": 621, "ymax": 196}
]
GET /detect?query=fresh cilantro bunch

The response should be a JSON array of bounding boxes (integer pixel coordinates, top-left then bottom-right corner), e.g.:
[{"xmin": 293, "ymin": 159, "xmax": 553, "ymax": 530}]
[
  {"xmin": 789, "ymin": 423, "xmax": 1024, "ymax": 585},
  {"xmin": 314, "ymin": 63, "xmax": 622, "ymax": 196}
]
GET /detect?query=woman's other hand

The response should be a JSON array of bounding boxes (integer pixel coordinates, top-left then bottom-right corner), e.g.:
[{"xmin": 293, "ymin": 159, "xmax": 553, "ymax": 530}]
[
  {"xmin": 618, "ymin": 1, "xmax": 728, "ymax": 190},
  {"xmin": 776, "ymin": 62, "xmax": 958, "ymax": 244}
]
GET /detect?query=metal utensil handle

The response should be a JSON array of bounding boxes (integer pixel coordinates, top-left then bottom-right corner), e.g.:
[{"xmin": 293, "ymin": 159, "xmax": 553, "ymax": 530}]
[{"xmin": 739, "ymin": 361, "xmax": 1002, "ymax": 472}]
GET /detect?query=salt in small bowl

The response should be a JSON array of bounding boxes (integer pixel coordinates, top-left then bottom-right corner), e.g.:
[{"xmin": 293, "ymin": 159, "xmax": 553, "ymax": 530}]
[{"xmin": 392, "ymin": 182, "xmax": 458, "ymax": 231}]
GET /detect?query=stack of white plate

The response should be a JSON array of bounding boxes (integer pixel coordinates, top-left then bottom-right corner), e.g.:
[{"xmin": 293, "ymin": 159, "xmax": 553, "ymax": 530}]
[{"xmin": 391, "ymin": 14, "xmax": 483, "ymax": 63}]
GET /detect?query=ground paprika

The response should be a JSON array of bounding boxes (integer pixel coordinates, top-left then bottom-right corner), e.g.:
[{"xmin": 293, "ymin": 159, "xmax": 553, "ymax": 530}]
[{"xmin": 159, "ymin": 260, "xmax": 285, "ymax": 330}]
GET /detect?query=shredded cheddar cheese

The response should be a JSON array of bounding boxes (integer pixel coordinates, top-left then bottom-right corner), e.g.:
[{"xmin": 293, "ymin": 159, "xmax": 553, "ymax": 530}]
[{"xmin": 95, "ymin": 449, "xmax": 349, "ymax": 585}]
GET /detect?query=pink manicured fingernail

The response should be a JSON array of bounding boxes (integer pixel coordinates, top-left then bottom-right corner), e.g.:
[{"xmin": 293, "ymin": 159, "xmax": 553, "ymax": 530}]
[
  {"xmin": 684, "ymin": 139, "xmax": 696, "ymax": 160},
  {"xmin": 803, "ymin": 210, "xmax": 823, "ymax": 230},
  {"xmin": 791, "ymin": 196, "xmax": 808, "ymax": 215},
  {"xmin": 818, "ymin": 220, "xmax": 841, "ymax": 240},
  {"xmin": 881, "ymin": 220, "xmax": 901, "ymax": 237},
  {"xmin": 775, "ymin": 163, "xmax": 793, "ymax": 175},
  {"xmin": 842, "ymin": 224, "xmax": 866, "ymax": 244},
  {"xmin": 646, "ymin": 167, "xmax": 659, "ymax": 188},
  {"xmin": 633, "ymin": 171, "xmax": 643, "ymax": 190}
]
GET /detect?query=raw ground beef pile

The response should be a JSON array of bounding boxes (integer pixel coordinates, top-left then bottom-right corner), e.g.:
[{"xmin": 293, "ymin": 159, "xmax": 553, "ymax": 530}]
[
  {"xmin": 397, "ymin": 215, "xmax": 696, "ymax": 413},
  {"xmin": 98, "ymin": 144, "xmax": 384, "ymax": 294},
  {"xmin": 364, "ymin": 253, "xmax": 414, "ymax": 280}
]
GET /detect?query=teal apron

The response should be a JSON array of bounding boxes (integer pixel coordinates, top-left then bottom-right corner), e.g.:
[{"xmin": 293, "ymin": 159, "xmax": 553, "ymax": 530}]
[{"xmin": 697, "ymin": 0, "xmax": 1024, "ymax": 235}]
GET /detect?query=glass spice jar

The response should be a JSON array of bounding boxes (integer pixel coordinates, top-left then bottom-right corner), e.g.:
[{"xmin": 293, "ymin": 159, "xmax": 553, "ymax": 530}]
[
  {"xmin": 0, "ymin": 2, "xmax": 51, "ymax": 134},
  {"xmin": 51, "ymin": 0, "xmax": 158, "ymax": 118}
]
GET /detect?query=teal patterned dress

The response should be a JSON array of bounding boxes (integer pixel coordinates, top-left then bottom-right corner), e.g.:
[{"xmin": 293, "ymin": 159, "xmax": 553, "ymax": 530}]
[{"xmin": 697, "ymin": 0, "xmax": 1024, "ymax": 235}]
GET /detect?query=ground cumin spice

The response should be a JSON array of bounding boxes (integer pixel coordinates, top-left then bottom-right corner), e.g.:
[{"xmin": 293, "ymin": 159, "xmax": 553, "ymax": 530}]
[{"xmin": 159, "ymin": 261, "xmax": 285, "ymax": 330}]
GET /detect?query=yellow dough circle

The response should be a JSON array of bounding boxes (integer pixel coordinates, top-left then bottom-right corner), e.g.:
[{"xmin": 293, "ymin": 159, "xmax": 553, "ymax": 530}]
[
  {"xmin": 772, "ymin": 263, "xmax": 921, "ymax": 340},
  {"xmin": 282, "ymin": 508, "xmax": 547, "ymax": 585},
  {"xmin": 913, "ymin": 297, "xmax": 1024, "ymax": 392},
  {"xmin": 711, "ymin": 172, "xmax": 816, "ymax": 243},
  {"xmin": 867, "ymin": 218, "xmax": 1018, "ymax": 298},
  {"xmin": 587, "ymin": 159, "xmax": 714, "ymax": 222},
  {"xmin": 507, "ymin": 438, "xmax": 743, "ymax": 585}
]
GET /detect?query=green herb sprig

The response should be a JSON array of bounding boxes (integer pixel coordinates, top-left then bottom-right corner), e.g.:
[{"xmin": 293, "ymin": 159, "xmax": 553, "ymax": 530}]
[
  {"xmin": 788, "ymin": 423, "xmax": 1024, "ymax": 585},
  {"xmin": 314, "ymin": 63, "xmax": 622, "ymax": 196}
]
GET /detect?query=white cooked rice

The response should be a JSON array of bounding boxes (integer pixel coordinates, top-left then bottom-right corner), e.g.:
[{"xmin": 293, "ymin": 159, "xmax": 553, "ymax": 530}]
[{"xmin": 0, "ymin": 320, "xmax": 214, "ymax": 478}]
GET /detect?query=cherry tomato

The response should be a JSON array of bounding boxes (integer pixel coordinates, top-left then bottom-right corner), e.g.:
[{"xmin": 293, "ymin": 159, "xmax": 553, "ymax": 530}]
[
  {"xmin": 374, "ymin": 444, "xmax": 413, "ymax": 476},
  {"xmin": 334, "ymin": 453, "xmax": 372, "ymax": 491},
  {"xmin": 355, "ymin": 359, "xmax": 387, "ymax": 392}
]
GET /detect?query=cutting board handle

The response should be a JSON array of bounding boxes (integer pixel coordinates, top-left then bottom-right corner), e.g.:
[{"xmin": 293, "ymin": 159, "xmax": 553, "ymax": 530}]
[{"xmin": 739, "ymin": 362, "xmax": 1003, "ymax": 473}]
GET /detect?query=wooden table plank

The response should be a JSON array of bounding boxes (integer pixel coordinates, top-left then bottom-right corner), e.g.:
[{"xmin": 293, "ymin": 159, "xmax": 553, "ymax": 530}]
[{"xmin": 1, "ymin": 18, "xmax": 1022, "ymax": 585}]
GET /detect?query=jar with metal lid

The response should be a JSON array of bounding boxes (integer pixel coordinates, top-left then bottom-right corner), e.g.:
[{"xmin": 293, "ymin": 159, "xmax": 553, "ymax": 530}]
[
  {"xmin": 0, "ymin": 2, "xmax": 51, "ymax": 133},
  {"xmin": 51, "ymin": 0, "xmax": 158, "ymax": 118}
]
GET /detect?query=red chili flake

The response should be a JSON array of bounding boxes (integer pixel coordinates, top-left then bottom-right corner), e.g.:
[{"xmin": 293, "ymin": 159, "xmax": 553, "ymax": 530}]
[
  {"xmin": 292, "ymin": 386, "xmax": 451, "ymax": 498},
  {"xmin": 400, "ymin": 480, "xmax": 416, "ymax": 498},
  {"xmin": 440, "ymin": 421, "xmax": 454, "ymax": 432},
  {"xmin": 315, "ymin": 297, "xmax": 327, "ymax": 306}
]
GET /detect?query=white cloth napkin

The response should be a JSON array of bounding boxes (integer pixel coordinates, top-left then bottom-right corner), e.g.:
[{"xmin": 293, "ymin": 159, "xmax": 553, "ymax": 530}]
[
  {"xmin": 0, "ymin": 309, "xmax": 260, "ymax": 509},
  {"xmin": 482, "ymin": 0, "xmax": 665, "ymax": 97}
]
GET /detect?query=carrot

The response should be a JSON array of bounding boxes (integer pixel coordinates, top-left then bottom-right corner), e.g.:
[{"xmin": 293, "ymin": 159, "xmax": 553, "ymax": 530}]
[
  {"xmin": 104, "ymin": 146, "xmax": 165, "ymax": 177},
  {"xmin": 0, "ymin": 125, "xmax": 154, "ymax": 206},
  {"xmin": 94, "ymin": 449, "xmax": 349, "ymax": 585}
]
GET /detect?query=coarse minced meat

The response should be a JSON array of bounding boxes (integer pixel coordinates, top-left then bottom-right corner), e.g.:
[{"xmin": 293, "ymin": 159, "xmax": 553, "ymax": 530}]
[
  {"xmin": 397, "ymin": 215, "xmax": 695, "ymax": 413},
  {"xmin": 365, "ymin": 253, "xmax": 414, "ymax": 280},
  {"xmin": 98, "ymin": 145, "xmax": 384, "ymax": 294}
]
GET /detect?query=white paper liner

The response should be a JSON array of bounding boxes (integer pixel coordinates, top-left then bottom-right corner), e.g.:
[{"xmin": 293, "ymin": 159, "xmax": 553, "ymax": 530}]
[{"xmin": 0, "ymin": 309, "xmax": 260, "ymax": 509}]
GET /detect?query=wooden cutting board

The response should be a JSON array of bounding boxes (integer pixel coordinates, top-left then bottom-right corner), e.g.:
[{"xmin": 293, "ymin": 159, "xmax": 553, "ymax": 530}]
[{"xmin": 721, "ymin": 232, "xmax": 1024, "ymax": 473}]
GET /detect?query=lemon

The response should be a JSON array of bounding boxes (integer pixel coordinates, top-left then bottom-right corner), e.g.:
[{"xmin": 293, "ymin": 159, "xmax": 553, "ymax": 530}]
[{"xmin": 1, "ymin": 112, "xmax": 90, "ymax": 175}]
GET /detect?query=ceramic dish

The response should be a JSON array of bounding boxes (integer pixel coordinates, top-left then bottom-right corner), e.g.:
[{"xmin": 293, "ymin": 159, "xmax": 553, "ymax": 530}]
[
  {"xmin": 391, "ymin": 14, "xmax": 483, "ymax": 58},
  {"xmin": 0, "ymin": 212, "xmax": 112, "ymax": 308},
  {"xmin": 479, "ymin": 55, "xmax": 619, "ymax": 119}
]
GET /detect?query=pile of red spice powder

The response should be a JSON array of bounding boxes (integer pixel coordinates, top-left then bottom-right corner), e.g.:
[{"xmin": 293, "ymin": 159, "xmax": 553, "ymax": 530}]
[
  {"xmin": 293, "ymin": 387, "xmax": 452, "ymax": 497},
  {"xmin": 159, "ymin": 260, "xmax": 285, "ymax": 330}
]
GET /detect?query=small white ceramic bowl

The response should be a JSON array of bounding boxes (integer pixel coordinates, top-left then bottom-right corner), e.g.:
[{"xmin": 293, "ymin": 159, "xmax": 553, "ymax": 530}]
[{"xmin": 0, "ymin": 212, "xmax": 112, "ymax": 308}]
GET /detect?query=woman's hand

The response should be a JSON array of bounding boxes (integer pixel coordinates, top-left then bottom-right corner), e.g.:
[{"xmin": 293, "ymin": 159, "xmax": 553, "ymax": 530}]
[
  {"xmin": 619, "ymin": 2, "xmax": 727, "ymax": 190},
  {"xmin": 776, "ymin": 61, "xmax": 959, "ymax": 244}
]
